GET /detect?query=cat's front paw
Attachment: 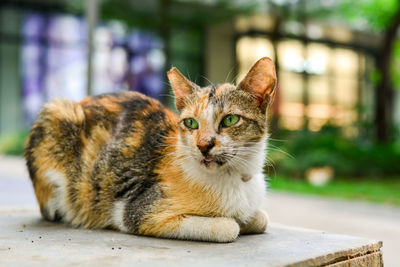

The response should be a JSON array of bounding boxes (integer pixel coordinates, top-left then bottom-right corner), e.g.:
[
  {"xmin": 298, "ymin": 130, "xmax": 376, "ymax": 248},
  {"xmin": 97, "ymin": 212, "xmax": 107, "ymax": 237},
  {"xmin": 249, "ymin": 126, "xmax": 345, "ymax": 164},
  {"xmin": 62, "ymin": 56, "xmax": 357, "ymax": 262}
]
[
  {"xmin": 167, "ymin": 216, "xmax": 240, "ymax": 243},
  {"xmin": 209, "ymin": 217, "xmax": 240, "ymax": 243},
  {"xmin": 240, "ymin": 210, "xmax": 269, "ymax": 235}
]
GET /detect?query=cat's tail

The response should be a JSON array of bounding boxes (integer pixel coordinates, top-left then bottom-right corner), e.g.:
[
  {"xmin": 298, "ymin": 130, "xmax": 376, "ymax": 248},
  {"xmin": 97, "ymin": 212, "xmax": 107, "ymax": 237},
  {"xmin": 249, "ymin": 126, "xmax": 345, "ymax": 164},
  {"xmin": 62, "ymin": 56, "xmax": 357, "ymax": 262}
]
[
  {"xmin": 24, "ymin": 99, "xmax": 86, "ymax": 222},
  {"xmin": 25, "ymin": 99, "xmax": 86, "ymax": 179}
]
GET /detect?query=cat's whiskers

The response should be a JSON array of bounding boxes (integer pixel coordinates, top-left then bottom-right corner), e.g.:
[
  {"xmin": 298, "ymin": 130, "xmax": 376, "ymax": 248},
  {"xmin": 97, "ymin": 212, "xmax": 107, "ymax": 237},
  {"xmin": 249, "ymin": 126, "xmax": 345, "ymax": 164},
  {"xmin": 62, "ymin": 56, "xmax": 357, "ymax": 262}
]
[
  {"xmin": 176, "ymin": 157, "xmax": 199, "ymax": 177},
  {"xmin": 232, "ymin": 148, "xmax": 263, "ymax": 167},
  {"xmin": 233, "ymin": 147, "xmax": 262, "ymax": 153},
  {"xmin": 200, "ymin": 75, "xmax": 213, "ymax": 86},
  {"xmin": 232, "ymin": 154, "xmax": 258, "ymax": 170},
  {"xmin": 229, "ymin": 72, "xmax": 241, "ymax": 85},
  {"xmin": 227, "ymin": 156, "xmax": 253, "ymax": 174},
  {"xmin": 266, "ymin": 144, "xmax": 295, "ymax": 159},
  {"xmin": 158, "ymin": 148, "xmax": 193, "ymax": 163},
  {"xmin": 264, "ymin": 158, "xmax": 277, "ymax": 177},
  {"xmin": 158, "ymin": 93, "xmax": 176, "ymax": 100},
  {"xmin": 224, "ymin": 67, "xmax": 235, "ymax": 84},
  {"xmin": 234, "ymin": 141, "xmax": 278, "ymax": 176}
]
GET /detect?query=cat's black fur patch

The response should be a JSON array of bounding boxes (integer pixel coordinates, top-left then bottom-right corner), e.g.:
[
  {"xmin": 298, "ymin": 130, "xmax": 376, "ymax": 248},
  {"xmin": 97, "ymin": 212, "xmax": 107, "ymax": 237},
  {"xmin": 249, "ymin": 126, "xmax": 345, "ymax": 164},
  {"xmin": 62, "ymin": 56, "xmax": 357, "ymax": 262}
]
[
  {"xmin": 25, "ymin": 125, "xmax": 45, "ymax": 180},
  {"xmin": 113, "ymin": 105, "xmax": 170, "ymax": 232}
]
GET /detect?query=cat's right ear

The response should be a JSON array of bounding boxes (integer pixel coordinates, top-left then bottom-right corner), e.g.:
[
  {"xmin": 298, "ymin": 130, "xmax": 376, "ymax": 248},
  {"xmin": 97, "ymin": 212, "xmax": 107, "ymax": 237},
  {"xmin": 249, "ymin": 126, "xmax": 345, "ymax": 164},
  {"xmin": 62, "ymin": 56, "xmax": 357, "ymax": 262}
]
[{"xmin": 167, "ymin": 67, "xmax": 198, "ymax": 111}]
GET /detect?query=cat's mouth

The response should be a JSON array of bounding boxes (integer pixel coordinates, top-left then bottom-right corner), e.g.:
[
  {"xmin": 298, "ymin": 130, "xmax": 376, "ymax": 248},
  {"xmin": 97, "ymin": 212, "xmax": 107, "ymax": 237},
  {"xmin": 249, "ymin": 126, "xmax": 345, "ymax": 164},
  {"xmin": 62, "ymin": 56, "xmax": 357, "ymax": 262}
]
[{"xmin": 201, "ymin": 156, "xmax": 225, "ymax": 167}]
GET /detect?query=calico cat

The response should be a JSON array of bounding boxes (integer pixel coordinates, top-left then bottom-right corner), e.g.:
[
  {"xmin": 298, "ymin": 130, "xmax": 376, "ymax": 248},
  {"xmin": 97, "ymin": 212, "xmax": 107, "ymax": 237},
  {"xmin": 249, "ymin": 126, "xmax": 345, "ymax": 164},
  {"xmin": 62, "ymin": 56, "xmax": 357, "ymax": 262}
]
[{"xmin": 25, "ymin": 57, "xmax": 277, "ymax": 243}]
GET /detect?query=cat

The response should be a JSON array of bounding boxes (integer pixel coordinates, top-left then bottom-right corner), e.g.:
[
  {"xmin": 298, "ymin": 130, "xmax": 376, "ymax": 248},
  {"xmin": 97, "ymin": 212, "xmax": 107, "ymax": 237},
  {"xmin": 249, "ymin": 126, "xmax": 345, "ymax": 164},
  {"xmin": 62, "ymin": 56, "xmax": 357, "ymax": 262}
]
[{"xmin": 25, "ymin": 57, "xmax": 277, "ymax": 243}]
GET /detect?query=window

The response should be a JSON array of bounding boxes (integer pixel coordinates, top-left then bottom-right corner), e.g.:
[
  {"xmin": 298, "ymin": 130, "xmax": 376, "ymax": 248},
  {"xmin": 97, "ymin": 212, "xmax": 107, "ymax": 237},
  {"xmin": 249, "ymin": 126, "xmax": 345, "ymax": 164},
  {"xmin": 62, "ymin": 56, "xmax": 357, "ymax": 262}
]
[
  {"xmin": 19, "ymin": 12, "xmax": 164, "ymax": 125},
  {"xmin": 236, "ymin": 35, "xmax": 370, "ymax": 132}
]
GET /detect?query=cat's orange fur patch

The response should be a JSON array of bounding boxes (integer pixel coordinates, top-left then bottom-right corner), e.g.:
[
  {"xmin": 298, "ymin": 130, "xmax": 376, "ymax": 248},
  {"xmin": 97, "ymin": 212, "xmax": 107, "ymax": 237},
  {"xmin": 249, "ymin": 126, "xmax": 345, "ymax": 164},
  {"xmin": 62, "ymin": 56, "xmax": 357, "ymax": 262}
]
[
  {"xmin": 44, "ymin": 99, "xmax": 85, "ymax": 124},
  {"xmin": 81, "ymin": 124, "xmax": 111, "ymax": 165},
  {"xmin": 122, "ymin": 121, "xmax": 144, "ymax": 156},
  {"xmin": 138, "ymin": 131, "xmax": 224, "ymax": 236},
  {"xmin": 193, "ymin": 90, "xmax": 210, "ymax": 117},
  {"xmin": 97, "ymin": 97, "xmax": 123, "ymax": 113},
  {"xmin": 33, "ymin": 177, "xmax": 54, "ymax": 210}
]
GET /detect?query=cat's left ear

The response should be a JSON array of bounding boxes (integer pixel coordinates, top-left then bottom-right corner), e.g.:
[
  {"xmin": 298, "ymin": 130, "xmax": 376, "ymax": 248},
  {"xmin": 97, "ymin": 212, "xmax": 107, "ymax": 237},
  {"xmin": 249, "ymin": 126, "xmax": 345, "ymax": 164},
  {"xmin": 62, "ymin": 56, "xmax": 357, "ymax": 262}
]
[
  {"xmin": 237, "ymin": 57, "xmax": 277, "ymax": 111},
  {"xmin": 167, "ymin": 67, "xmax": 199, "ymax": 111}
]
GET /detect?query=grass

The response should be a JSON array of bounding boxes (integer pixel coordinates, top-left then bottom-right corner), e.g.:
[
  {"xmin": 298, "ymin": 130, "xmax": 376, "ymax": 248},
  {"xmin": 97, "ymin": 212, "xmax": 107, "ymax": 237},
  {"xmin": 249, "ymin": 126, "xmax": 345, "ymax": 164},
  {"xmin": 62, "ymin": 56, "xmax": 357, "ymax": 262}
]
[
  {"xmin": 268, "ymin": 175, "xmax": 400, "ymax": 206},
  {"xmin": 0, "ymin": 131, "xmax": 28, "ymax": 156}
]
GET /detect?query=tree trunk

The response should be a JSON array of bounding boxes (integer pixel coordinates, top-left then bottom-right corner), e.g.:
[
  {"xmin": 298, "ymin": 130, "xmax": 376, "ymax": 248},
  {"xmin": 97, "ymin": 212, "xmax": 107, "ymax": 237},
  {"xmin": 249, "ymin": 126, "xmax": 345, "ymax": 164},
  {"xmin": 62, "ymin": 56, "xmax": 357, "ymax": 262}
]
[
  {"xmin": 159, "ymin": 0, "xmax": 172, "ymax": 106},
  {"xmin": 270, "ymin": 15, "xmax": 282, "ymax": 134},
  {"xmin": 375, "ymin": 7, "xmax": 400, "ymax": 143}
]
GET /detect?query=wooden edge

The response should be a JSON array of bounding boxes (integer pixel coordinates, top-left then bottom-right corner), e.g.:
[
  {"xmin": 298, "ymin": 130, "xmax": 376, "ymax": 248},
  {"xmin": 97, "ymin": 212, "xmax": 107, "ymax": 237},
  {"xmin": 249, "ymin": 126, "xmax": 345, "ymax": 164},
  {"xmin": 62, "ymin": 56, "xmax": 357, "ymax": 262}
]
[
  {"xmin": 286, "ymin": 241, "xmax": 383, "ymax": 267},
  {"xmin": 328, "ymin": 251, "xmax": 383, "ymax": 267}
]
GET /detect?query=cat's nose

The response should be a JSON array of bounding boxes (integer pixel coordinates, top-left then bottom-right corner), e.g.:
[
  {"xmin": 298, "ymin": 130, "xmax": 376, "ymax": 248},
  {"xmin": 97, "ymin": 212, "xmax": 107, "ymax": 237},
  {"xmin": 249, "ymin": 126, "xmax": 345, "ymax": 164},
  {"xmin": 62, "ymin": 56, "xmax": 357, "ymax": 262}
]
[{"xmin": 197, "ymin": 138, "xmax": 215, "ymax": 155}]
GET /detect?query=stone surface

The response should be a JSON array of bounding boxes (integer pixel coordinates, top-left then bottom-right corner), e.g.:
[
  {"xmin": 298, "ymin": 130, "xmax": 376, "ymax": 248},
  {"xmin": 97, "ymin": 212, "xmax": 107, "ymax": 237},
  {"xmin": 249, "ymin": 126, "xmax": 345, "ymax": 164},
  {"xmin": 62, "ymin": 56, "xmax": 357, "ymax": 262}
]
[
  {"xmin": 0, "ymin": 209, "xmax": 382, "ymax": 267},
  {"xmin": 0, "ymin": 156, "xmax": 389, "ymax": 266},
  {"xmin": 264, "ymin": 191, "xmax": 400, "ymax": 266}
]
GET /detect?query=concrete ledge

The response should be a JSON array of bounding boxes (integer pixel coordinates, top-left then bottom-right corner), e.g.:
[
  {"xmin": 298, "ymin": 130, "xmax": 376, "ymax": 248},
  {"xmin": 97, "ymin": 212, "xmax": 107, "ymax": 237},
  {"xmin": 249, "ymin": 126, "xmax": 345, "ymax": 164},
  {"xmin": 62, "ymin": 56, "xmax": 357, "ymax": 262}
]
[{"xmin": 0, "ymin": 209, "xmax": 382, "ymax": 267}]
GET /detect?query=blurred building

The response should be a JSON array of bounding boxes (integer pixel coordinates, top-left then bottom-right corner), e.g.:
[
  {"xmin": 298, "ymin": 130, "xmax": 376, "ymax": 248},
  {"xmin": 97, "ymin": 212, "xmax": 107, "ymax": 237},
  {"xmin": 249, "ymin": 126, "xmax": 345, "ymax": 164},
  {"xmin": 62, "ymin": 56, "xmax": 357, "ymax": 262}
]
[
  {"xmin": 0, "ymin": 0, "xmax": 165, "ymax": 133},
  {"xmin": 206, "ymin": 15, "xmax": 380, "ymax": 133},
  {"xmin": 0, "ymin": 0, "xmax": 397, "ymax": 137}
]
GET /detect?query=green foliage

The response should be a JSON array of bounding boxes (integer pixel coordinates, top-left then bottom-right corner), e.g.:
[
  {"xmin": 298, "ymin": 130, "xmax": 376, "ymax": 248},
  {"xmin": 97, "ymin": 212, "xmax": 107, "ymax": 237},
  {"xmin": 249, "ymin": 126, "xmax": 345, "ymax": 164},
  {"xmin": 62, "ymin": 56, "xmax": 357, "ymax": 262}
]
[
  {"xmin": 269, "ymin": 175, "xmax": 400, "ymax": 206},
  {"xmin": 369, "ymin": 68, "xmax": 382, "ymax": 85},
  {"xmin": 67, "ymin": 0, "xmax": 258, "ymax": 30},
  {"xmin": 268, "ymin": 126, "xmax": 400, "ymax": 178},
  {"xmin": 0, "ymin": 131, "xmax": 28, "ymax": 156},
  {"xmin": 391, "ymin": 41, "xmax": 400, "ymax": 89},
  {"xmin": 339, "ymin": 0, "xmax": 399, "ymax": 32},
  {"xmin": 338, "ymin": 0, "xmax": 400, "ymax": 91}
]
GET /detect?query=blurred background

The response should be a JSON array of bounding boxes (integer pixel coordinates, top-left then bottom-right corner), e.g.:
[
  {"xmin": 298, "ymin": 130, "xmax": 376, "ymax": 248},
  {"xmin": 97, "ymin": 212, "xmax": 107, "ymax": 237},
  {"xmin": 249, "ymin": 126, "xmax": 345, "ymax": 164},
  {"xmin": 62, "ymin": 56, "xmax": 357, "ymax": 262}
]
[{"xmin": 0, "ymin": 0, "xmax": 400, "ymax": 214}]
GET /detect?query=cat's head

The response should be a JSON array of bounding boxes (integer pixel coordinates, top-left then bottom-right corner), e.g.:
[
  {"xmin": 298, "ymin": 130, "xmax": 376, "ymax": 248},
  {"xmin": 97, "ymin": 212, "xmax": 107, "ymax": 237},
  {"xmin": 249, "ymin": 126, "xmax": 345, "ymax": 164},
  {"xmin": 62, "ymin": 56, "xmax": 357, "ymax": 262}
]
[{"xmin": 168, "ymin": 57, "xmax": 276, "ymax": 174}]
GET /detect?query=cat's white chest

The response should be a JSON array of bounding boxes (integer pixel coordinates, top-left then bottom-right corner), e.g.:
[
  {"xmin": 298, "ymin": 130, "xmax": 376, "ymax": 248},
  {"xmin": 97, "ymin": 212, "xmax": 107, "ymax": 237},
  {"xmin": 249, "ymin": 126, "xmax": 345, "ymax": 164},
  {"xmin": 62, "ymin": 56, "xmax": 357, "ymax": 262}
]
[
  {"xmin": 213, "ymin": 173, "xmax": 266, "ymax": 223},
  {"xmin": 181, "ymin": 138, "xmax": 268, "ymax": 223}
]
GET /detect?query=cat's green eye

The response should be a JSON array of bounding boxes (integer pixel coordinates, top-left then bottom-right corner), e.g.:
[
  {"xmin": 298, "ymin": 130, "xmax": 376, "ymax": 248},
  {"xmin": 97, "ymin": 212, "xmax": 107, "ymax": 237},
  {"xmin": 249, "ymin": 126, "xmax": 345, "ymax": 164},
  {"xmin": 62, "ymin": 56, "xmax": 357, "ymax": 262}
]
[
  {"xmin": 183, "ymin": 118, "xmax": 199, "ymax": 129},
  {"xmin": 221, "ymin": 115, "xmax": 240, "ymax": 127}
]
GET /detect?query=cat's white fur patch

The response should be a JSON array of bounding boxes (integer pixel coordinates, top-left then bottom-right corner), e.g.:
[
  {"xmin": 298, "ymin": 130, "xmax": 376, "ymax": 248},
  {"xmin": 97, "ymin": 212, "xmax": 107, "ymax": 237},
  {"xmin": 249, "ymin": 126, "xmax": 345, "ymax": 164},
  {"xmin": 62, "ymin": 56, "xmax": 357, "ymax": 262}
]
[
  {"xmin": 167, "ymin": 216, "xmax": 240, "ymax": 242},
  {"xmin": 45, "ymin": 170, "xmax": 128, "ymax": 231},
  {"xmin": 112, "ymin": 200, "xmax": 128, "ymax": 232},
  {"xmin": 180, "ymin": 137, "xmax": 267, "ymax": 224},
  {"xmin": 44, "ymin": 170, "xmax": 68, "ymax": 221}
]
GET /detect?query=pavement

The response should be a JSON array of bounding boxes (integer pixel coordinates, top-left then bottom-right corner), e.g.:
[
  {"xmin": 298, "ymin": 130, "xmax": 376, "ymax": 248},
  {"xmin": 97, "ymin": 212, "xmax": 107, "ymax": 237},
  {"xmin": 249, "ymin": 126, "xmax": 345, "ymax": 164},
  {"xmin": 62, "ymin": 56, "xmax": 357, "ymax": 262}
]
[
  {"xmin": 0, "ymin": 156, "xmax": 399, "ymax": 266},
  {"xmin": 265, "ymin": 191, "xmax": 400, "ymax": 266},
  {"xmin": 1, "ymin": 210, "xmax": 383, "ymax": 267}
]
